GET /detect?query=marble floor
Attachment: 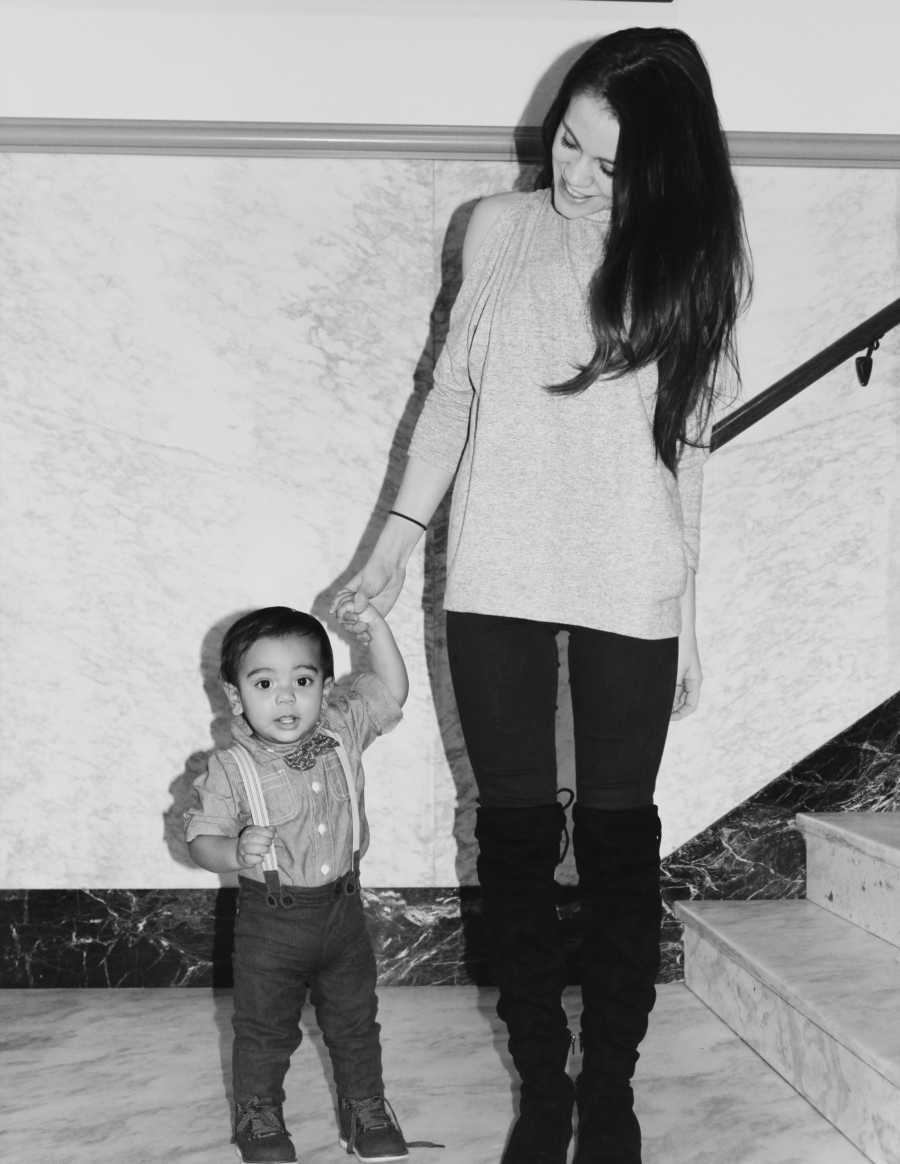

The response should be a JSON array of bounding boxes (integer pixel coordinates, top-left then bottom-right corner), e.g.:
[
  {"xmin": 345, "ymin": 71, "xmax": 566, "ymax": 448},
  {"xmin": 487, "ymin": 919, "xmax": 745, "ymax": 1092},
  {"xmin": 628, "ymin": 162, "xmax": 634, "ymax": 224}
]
[{"xmin": 1, "ymin": 985, "xmax": 867, "ymax": 1164}]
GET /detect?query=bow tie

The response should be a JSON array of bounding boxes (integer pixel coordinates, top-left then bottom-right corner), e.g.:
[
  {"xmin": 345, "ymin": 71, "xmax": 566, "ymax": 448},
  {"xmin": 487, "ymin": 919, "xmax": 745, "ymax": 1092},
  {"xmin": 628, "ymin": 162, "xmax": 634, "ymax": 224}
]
[{"xmin": 283, "ymin": 730, "xmax": 338, "ymax": 771}]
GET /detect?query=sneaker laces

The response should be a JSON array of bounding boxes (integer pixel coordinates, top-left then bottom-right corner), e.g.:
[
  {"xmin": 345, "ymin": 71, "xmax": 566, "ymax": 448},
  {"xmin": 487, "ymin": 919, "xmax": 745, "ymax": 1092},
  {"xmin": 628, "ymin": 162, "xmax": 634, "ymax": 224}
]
[
  {"xmin": 347, "ymin": 1097, "xmax": 444, "ymax": 1150},
  {"xmin": 349, "ymin": 1095, "xmax": 396, "ymax": 1133},
  {"xmin": 236, "ymin": 1098, "xmax": 287, "ymax": 1140}
]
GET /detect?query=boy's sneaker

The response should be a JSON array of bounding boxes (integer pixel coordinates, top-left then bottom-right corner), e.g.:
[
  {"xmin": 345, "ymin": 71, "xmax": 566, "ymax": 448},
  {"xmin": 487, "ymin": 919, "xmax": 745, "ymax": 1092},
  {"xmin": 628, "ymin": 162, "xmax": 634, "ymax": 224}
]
[
  {"xmin": 338, "ymin": 1095, "xmax": 409, "ymax": 1162},
  {"xmin": 233, "ymin": 1096, "xmax": 297, "ymax": 1163}
]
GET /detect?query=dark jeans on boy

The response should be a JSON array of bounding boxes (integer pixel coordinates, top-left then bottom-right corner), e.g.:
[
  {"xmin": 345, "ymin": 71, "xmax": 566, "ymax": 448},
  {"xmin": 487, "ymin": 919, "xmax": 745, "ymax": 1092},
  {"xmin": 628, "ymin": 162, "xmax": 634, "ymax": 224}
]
[{"xmin": 232, "ymin": 875, "xmax": 383, "ymax": 1106}]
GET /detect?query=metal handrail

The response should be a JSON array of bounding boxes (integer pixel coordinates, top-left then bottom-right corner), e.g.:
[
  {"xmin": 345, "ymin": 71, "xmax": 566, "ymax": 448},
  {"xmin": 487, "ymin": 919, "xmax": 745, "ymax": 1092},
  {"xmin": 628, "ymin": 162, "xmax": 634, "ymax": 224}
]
[{"xmin": 712, "ymin": 296, "xmax": 900, "ymax": 451}]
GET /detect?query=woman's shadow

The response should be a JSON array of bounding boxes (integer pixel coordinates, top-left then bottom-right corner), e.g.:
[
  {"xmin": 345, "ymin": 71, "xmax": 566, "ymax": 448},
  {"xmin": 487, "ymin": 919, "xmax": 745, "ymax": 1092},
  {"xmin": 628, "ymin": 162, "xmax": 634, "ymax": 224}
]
[
  {"xmin": 161, "ymin": 35, "xmax": 591, "ymax": 1131},
  {"xmin": 160, "ymin": 614, "xmax": 252, "ymax": 1114},
  {"xmin": 308, "ymin": 40, "xmax": 591, "ymax": 990}
]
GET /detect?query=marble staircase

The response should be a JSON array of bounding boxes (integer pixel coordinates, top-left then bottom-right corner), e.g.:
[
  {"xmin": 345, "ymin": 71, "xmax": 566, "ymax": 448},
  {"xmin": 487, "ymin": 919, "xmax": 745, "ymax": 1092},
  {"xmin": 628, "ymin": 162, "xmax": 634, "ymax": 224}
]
[{"xmin": 676, "ymin": 811, "xmax": 900, "ymax": 1164}]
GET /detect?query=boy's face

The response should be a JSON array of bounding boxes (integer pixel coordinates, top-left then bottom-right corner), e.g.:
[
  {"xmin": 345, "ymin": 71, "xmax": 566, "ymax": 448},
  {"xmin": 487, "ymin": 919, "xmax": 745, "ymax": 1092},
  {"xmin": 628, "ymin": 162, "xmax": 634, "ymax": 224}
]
[{"xmin": 225, "ymin": 633, "xmax": 332, "ymax": 746}]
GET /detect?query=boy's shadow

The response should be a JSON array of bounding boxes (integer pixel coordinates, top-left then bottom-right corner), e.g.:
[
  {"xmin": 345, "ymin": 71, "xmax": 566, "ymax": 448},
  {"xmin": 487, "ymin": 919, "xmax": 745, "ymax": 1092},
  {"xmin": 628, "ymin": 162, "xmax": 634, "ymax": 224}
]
[
  {"xmin": 163, "ymin": 614, "xmax": 243, "ymax": 876},
  {"xmin": 163, "ymin": 615, "xmax": 248, "ymax": 996}
]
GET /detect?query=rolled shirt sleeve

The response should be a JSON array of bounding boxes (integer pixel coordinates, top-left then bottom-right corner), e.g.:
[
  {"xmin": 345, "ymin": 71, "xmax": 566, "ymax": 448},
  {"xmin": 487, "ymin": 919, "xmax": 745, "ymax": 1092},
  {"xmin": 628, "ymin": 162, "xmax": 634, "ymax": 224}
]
[
  {"xmin": 325, "ymin": 672, "xmax": 403, "ymax": 752},
  {"xmin": 183, "ymin": 751, "xmax": 246, "ymax": 843}
]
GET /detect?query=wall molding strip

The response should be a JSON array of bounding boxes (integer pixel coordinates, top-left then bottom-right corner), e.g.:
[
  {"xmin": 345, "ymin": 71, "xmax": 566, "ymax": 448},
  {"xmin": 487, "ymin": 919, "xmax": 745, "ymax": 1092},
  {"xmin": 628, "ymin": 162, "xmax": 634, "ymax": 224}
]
[{"xmin": 0, "ymin": 119, "xmax": 898, "ymax": 167}]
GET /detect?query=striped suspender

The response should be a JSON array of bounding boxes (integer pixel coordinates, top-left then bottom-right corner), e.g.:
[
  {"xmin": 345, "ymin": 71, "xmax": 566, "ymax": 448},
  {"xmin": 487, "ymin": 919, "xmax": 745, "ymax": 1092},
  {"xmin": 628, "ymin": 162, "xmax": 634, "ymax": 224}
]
[
  {"xmin": 323, "ymin": 730, "xmax": 364, "ymax": 886},
  {"xmin": 228, "ymin": 730, "xmax": 362, "ymax": 905},
  {"xmin": 228, "ymin": 743, "xmax": 283, "ymax": 904}
]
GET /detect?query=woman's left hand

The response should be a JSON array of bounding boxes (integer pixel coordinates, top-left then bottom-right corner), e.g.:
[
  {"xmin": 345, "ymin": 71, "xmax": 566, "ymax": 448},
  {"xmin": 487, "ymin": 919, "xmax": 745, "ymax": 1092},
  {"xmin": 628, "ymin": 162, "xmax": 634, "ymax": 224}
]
[{"xmin": 671, "ymin": 632, "xmax": 703, "ymax": 719}]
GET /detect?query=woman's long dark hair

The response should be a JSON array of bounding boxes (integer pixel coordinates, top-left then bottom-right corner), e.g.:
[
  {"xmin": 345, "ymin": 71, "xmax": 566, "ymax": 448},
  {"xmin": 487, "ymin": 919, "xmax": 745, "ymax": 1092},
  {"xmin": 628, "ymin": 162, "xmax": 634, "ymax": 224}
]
[{"xmin": 540, "ymin": 28, "xmax": 752, "ymax": 472}]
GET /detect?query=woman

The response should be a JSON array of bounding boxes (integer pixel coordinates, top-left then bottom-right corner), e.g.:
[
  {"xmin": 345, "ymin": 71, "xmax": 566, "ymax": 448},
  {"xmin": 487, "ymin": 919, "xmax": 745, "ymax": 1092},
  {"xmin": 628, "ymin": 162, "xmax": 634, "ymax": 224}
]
[{"xmin": 336, "ymin": 27, "xmax": 750, "ymax": 1164}]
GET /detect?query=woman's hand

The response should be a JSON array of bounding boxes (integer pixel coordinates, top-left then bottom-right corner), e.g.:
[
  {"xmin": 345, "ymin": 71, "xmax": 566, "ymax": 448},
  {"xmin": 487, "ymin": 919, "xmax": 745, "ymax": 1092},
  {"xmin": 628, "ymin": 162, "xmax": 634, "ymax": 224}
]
[
  {"xmin": 333, "ymin": 556, "xmax": 407, "ymax": 622},
  {"xmin": 671, "ymin": 632, "xmax": 702, "ymax": 719},
  {"xmin": 672, "ymin": 568, "xmax": 702, "ymax": 719}
]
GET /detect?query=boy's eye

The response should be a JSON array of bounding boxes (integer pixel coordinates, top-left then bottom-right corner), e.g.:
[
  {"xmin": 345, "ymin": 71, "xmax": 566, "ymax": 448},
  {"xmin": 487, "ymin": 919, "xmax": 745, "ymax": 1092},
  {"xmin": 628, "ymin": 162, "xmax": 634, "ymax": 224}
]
[
  {"xmin": 295, "ymin": 677, "xmax": 311, "ymax": 688},
  {"xmin": 255, "ymin": 679, "xmax": 271, "ymax": 690}
]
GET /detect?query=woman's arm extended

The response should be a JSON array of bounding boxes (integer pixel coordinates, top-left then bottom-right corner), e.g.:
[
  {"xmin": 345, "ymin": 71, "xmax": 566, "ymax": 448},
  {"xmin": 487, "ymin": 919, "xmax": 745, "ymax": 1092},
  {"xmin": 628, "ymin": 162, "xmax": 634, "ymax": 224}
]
[
  {"xmin": 336, "ymin": 458, "xmax": 456, "ymax": 618},
  {"xmin": 334, "ymin": 192, "xmax": 519, "ymax": 620}
]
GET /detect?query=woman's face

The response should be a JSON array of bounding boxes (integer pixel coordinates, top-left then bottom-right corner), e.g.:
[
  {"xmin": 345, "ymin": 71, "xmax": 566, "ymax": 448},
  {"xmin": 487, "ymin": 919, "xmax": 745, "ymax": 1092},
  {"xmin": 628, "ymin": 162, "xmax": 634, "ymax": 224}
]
[{"xmin": 550, "ymin": 91, "xmax": 619, "ymax": 220}]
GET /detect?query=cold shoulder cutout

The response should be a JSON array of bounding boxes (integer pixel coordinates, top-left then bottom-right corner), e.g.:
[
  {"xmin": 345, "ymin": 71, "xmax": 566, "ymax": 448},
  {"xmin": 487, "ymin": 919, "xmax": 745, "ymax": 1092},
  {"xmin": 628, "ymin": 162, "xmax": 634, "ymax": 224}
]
[{"xmin": 463, "ymin": 192, "xmax": 525, "ymax": 277}]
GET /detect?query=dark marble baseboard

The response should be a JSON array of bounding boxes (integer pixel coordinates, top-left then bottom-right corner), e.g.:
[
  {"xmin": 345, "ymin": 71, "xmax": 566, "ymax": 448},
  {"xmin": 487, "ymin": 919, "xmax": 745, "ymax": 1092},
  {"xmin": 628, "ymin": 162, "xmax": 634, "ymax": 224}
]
[{"xmin": 2, "ymin": 691, "xmax": 897, "ymax": 988}]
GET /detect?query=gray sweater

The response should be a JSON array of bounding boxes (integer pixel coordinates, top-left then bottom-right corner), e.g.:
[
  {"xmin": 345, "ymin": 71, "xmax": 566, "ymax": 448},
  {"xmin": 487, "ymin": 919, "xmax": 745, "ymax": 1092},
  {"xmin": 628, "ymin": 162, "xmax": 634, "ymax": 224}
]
[{"xmin": 408, "ymin": 189, "xmax": 707, "ymax": 639}]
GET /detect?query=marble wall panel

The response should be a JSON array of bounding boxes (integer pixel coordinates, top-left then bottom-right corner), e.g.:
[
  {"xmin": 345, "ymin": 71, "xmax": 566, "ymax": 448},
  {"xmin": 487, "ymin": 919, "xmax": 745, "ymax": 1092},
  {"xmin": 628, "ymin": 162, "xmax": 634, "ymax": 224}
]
[
  {"xmin": 0, "ymin": 154, "xmax": 441, "ymax": 887},
  {"xmin": 728, "ymin": 166, "xmax": 900, "ymax": 446},
  {"xmin": 1, "ymin": 152, "xmax": 897, "ymax": 890}
]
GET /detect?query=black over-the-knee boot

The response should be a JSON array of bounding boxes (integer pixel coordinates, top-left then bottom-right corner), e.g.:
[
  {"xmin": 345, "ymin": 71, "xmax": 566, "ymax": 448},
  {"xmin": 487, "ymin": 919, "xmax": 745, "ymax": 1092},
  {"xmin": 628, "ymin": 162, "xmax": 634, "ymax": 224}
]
[
  {"xmin": 476, "ymin": 803, "xmax": 575, "ymax": 1164},
  {"xmin": 572, "ymin": 804, "xmax": 662, "ymax": 1164}
]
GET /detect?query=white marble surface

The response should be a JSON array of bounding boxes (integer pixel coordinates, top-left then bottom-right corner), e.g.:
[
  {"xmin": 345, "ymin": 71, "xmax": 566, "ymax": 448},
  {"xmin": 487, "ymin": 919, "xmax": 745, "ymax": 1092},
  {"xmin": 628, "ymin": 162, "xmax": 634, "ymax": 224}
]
[
  {"xmin": 798, "ymin": 813, "xmax": 900, "ymax": 945},
  {"xmin": 797, "ymin": 811, "xmax": 900, "ymax": 865},
  {"xmin": 678, "ymin": 899, "xmax": 900, "ymax": 1085},
  {"xmin": 1, "ymin": 153, "xmax": 897, "ymax": 886},
  {"xmin": 0, "ymin": 983, "xmax": 871, "ymax": 1164},
  {"xmin": 679, "ymin": 903, "xmax": 898, "ymax": 1164},
  {"xmin": 0, "ymin": 154, "xmax": 440, "ymax": 887},
  {"xmin": 728, "ymin": 166, "xmax": 900, "ymax": 446}
]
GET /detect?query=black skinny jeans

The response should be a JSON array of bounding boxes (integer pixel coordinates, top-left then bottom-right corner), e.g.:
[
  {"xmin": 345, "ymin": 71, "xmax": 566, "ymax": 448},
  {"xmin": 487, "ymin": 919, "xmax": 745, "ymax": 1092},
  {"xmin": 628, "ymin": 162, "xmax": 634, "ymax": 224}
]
[{"xmin": 446, "ymin": 612, "xmax": 678, "ymax": 809}]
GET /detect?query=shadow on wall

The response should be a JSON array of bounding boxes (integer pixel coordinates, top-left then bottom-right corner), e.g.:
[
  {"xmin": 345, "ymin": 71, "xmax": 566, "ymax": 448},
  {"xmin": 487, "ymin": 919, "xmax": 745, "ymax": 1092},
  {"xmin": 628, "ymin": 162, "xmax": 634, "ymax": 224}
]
[
  {"xmin": 308, "ymin": 166, "xmax": 541, "ymax": 891},
  {"xmin": 164, "ymin": 39, "xmax": 585, "ymax": 921},
  {"xmin": 299, "ymin": 40, "xmax": 582, "ymax": 890},
  {"xmin": 162, "ymin": 611, "xmax": 253, "ymax": 877}
]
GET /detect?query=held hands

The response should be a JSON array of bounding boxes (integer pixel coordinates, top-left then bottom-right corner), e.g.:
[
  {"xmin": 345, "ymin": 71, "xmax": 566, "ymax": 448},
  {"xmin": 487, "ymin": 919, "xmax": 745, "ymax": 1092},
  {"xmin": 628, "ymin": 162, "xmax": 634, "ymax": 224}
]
[
  {"xmin": 332, "ymin": 586, "xmax": 385, "ymax": 645},
  {"xmin": 331, "ymin": 558, "xmax": 406, "ymax": 622},
  {"xmin": 236, "ymin": 825, "xmax": 276, "ymax": 868}
]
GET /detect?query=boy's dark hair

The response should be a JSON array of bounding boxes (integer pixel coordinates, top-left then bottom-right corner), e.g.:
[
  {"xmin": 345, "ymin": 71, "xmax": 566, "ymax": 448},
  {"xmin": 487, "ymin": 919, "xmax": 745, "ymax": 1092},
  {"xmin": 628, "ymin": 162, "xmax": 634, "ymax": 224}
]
[{"xmin": 220, "ymin": 606, "xmax": 335, "ymax": 686}]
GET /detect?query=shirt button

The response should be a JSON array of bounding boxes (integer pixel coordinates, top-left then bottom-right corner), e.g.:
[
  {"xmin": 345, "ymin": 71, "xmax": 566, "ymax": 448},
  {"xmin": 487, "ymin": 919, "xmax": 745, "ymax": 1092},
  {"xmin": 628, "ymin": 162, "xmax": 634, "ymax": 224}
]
[
  {"xmin": 321, "ymin": 863, "xmax": 330, "ymax": 876},
  {"xmin": 317, "ymin": 823, "xmax": 327, "ymax": 835},
  {"xmin": 311, "ymin": 781, "xmax": 321, "ymax": 793}
]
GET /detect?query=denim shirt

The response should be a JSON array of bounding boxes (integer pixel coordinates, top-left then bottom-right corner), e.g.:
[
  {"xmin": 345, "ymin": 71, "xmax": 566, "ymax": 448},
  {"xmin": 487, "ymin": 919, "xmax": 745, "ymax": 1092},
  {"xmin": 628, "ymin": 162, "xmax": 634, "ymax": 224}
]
[{"xmin": 184, "ymin": 672, "xmax": 402, "ymax": 887}]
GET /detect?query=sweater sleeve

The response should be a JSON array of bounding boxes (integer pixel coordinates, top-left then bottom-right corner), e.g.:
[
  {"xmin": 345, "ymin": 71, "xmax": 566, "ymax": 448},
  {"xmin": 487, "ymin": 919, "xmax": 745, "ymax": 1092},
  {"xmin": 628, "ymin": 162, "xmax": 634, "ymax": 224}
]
[
  {"xmin": 677, "ymin": 395, "xmax": 719, "ymax": 572},
  {"xmin": 407, "ymin": 195, "xmax": 524, "ymax": 474},
  {"xmin": 676, "ymin": 438, "xmax": 708, "ymax": 573},
  {"xmin": 405, "ymin": 288, "xmax": 477, "ymax": 474}
]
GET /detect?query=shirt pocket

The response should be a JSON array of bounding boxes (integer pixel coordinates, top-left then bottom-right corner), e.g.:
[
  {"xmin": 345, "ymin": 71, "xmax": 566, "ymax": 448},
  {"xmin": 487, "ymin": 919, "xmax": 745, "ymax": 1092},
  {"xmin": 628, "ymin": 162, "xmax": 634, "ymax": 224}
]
[
  {"xmin": 256, "ymin": 766, "xmax": 303, "ymax": 825},
  {"xmin": 321, "ymin": 750, "xmax": 352, "ymax": 803}
]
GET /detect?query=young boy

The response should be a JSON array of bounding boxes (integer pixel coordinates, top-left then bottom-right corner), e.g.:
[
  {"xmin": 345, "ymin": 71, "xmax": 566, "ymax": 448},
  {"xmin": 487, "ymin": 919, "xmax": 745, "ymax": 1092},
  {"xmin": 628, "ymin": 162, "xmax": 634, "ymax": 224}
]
[{"xmin": 185, "ymin": 599, "xmax": 409, "ymax": 1164}]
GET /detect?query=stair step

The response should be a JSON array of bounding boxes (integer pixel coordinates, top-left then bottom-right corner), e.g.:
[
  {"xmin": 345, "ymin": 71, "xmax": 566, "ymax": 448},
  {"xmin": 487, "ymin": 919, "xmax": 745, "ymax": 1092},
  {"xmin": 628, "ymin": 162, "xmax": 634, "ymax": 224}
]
[
  {"xmin": 796, "ymin": 812, "xmax": 900, "ymax": 946},
  {"xmin": 676, "ymin": 899, "xmax": 900, "ymax": 1164}
]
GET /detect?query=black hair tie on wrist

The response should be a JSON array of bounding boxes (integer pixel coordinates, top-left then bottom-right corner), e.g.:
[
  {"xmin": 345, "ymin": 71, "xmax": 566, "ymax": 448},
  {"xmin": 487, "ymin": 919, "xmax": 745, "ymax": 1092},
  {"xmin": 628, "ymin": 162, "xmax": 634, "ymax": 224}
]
[{"xmin": 388, "ymin": 509, "xmax": 427, "ymax": 532}]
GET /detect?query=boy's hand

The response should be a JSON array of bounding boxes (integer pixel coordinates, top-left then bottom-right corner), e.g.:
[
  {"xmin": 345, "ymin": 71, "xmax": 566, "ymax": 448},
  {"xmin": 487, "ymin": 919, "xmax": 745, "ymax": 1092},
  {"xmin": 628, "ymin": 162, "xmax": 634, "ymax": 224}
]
[{"xmin": 236, "ymin": 825, "xmax": 276, "ymax": 868}]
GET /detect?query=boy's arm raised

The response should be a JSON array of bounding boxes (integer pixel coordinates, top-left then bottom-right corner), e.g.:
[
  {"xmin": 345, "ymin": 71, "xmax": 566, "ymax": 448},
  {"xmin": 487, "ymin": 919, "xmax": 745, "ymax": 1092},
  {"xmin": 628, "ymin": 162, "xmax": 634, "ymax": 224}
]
[{"xmin": 362, "ymin": 610, "xmax": 409, "ymax": 707}]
